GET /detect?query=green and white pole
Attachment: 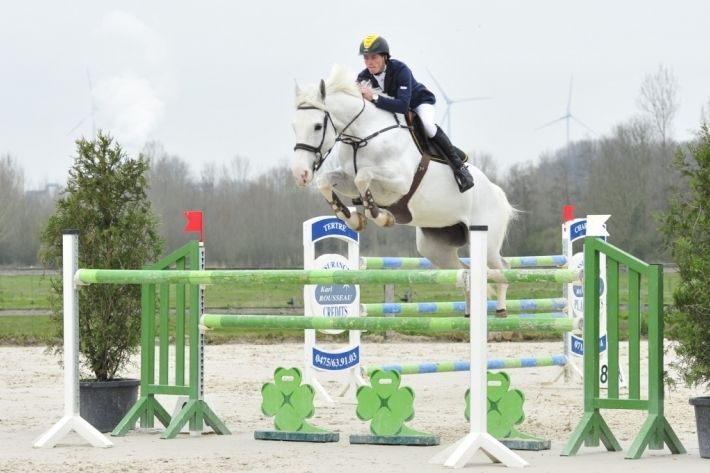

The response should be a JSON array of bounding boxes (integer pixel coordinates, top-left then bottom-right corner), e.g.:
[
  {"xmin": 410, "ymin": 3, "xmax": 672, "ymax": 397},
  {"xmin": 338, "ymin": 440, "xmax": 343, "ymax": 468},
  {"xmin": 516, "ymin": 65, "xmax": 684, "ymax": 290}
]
[
  {"xmin": 34, "ymin": 231, "xmax": 113, "ymax": 448},
  {"xmin": 200, "ymin": 314, "xmax": 572, "ymax": 333},
  {"xmin": 75, "ymin": 268, "xmax": 579, "ymax": 286},
  {"xmin": 431, "ymin": 226, "xmax": 527, "ymax": 468}
]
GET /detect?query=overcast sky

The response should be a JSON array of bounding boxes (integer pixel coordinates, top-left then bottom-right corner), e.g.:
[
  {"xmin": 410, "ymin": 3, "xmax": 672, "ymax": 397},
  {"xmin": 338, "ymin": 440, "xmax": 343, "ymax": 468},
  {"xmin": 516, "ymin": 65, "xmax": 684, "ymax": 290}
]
[{"xmin": 2, "ymin": 1, "xmax": 708, "ymax": 189}]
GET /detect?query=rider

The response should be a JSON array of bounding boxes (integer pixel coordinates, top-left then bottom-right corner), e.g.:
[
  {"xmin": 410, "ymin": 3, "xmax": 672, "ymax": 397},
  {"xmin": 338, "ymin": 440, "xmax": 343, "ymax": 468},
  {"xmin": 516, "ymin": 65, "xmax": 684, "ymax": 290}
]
[{"xmin": 357, "ymin": 34, "xmax": 474, "ymax": 192}]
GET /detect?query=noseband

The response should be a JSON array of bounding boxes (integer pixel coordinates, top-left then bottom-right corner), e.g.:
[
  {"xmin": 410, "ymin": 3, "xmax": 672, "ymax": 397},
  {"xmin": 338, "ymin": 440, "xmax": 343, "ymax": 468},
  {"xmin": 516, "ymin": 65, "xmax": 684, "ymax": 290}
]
[
  {"xmin": 294, "ymin": 98, "xmax": 408, "ymax": 174},
  {"xmin": 293, "ymin": 105, "xmax": 336, "ymax": 172}
]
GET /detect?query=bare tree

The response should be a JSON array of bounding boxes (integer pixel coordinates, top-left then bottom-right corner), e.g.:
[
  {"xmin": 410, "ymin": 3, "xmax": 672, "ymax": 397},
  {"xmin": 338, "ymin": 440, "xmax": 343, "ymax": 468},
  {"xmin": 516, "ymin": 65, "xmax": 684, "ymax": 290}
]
[
  {"xmin": 637, "ymin": 64, "xmax": 679, "ymax": 148},
  {"xmin": 701, "ymin": 98, "xmax": 710, "ymax": 127},
  {"xmin": 229, "ymin": 155, "xmax": 251, "ymax": 184},
  {"xmin": 0, "ymin": 154, "xmax": 24, "ymax": 245},
  {"xmin": 468, "ymin": 151, "xmax": 499, "ymax": 183},
  {"xmin": 143, "ymin": 142, "xmax": 199, "ymax": 251}
]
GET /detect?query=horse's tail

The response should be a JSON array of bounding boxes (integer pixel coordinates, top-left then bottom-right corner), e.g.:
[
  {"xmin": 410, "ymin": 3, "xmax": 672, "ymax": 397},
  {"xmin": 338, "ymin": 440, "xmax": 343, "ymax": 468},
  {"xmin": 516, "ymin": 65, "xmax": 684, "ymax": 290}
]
[
  {"xmin": 493, "ymin": 183, "xmax": 518, "ymax": 240},
  {"xmin": 486, "ymin": 183, "xmax": 518, "ymax": 272}
]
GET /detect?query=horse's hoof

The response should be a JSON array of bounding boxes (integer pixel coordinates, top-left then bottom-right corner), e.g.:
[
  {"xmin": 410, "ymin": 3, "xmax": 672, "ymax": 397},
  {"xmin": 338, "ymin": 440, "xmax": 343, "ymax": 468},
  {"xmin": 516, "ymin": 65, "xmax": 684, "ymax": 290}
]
[
  {"xmin": 495, "ymin": 309, "xmax": 508, "ymax": 318},
  {"xmin": 349, "ymin": 212, "xmax": 367, "ymax": 232},
  {"xmin": 370, "ymin": 210, "xmax": 395, "ymax": 228},
  {"xmin": 335, "ymin": 210, "xmax": 351, "ymax": 222},
  {"xmin": 382, "ymin": 211, "xmax": 396, "ymax": 227},
  {"xmin": 342, "ymin": 214, "xmax": 366, "ymax": 232}
]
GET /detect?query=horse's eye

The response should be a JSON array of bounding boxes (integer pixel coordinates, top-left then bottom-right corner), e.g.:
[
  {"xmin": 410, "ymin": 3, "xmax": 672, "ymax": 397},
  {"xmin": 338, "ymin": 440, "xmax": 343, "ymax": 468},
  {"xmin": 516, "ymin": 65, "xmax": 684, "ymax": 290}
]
[{"xmin": 314, "ymin": 124, "xmax": 323, "ymax": 131}]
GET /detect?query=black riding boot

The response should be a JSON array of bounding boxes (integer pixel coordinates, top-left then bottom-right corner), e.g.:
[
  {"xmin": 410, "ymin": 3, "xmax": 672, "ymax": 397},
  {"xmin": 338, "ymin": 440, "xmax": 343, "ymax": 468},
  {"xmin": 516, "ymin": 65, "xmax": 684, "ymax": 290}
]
[{"xmin": 432, "ymin": 126, "xmax": 474, "ymax": 192}]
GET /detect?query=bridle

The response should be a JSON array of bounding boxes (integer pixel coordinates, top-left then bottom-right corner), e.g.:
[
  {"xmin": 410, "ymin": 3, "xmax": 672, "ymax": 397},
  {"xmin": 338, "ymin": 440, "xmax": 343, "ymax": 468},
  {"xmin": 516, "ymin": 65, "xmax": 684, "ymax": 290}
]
[
  {"xmin": 293, "ymin": 105, "xmax": 337, "ymax": 172},
  {"xmin": 293, "ymin": 97, "xmax": 409, "ymax": 173}
]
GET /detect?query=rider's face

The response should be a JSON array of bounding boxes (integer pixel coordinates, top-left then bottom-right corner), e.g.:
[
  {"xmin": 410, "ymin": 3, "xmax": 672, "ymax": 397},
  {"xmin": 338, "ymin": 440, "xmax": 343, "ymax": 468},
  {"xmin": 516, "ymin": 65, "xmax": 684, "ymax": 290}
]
[{"xmin": 363, "ymin": 53, "xmax": 386, "ymax": 75}]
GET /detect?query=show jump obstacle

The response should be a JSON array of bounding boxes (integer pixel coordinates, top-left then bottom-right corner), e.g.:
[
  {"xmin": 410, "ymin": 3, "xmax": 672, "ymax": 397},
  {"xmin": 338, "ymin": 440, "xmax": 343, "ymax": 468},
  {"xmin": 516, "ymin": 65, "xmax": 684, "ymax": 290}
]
[
  {"xmin": 37, "ymin": 227, "xmax": 528, "ymax": 467},
  {"xmin": 37, "ymin": 222, "xmax": 685, "ymax": 465}
]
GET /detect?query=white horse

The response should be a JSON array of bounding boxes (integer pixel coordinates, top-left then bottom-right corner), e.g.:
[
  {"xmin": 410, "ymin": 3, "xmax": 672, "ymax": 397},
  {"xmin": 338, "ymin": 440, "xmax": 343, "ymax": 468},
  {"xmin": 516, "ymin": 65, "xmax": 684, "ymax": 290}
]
[{"xmin": 292, "ymin": 65, "xmax": 515, "ymax": 314}]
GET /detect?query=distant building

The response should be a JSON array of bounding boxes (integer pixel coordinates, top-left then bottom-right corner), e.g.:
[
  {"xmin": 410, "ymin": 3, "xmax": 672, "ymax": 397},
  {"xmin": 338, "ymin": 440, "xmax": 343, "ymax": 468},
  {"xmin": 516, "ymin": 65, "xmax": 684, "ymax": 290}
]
[{"xmin": 25, "ymin": 183, "xmax": 62, "ymax": 201}]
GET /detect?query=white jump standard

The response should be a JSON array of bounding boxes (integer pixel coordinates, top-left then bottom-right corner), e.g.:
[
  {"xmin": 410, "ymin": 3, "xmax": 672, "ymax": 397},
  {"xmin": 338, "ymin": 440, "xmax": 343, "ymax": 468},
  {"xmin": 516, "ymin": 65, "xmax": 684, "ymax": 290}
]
[
  {"xmin": 34, "ymin": 231, "xmax": 113, "ymax": 449},
  {"xmin": 430, "ymin": 225, "xmax": 527, "ymax": 468}
]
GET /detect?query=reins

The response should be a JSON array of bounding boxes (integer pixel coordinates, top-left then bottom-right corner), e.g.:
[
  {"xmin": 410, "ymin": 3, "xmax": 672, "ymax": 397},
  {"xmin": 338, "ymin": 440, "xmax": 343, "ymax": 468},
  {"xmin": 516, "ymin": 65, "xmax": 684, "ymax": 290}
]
[
  {"xmin": 337, "ymin": 103, "xmax": 409, "ymax": 173},
  {"xmin": 294, "ymin": 96, "xmax": 410, "ymax": 173}
]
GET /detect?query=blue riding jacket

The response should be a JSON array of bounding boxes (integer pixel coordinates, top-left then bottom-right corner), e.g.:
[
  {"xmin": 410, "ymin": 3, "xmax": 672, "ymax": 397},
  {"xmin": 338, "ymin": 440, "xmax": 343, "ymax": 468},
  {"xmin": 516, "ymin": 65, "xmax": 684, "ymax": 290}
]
[{"xmin": 357, "ymin": 58, "xmax": 435, "ymax": 114}]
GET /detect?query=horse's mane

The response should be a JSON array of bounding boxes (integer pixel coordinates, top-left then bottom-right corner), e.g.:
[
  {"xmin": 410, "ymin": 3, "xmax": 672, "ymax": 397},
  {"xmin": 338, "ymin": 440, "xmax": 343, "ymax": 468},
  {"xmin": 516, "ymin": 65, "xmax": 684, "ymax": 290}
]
[
  {"xmin": 325, "ymin": 64, "xmax": 361, "ymax": 97},
  {"xmin": 295, "ymin": 64, "xmax": 361, "ymax": 109}
]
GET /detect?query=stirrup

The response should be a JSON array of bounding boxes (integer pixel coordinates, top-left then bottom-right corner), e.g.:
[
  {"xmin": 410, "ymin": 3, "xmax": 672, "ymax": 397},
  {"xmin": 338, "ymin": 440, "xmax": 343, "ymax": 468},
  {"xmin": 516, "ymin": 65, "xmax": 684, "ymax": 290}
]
[{"xmin": 454, "ymin": 168, "xmax": 474, "ymax": 193}]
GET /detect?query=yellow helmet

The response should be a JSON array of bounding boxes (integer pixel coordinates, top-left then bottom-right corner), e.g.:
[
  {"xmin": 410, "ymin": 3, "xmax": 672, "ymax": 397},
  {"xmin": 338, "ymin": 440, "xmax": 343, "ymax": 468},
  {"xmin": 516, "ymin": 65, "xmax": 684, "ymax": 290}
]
[{"xmin": 359, "ymin": 34, "xmax": 390, "ymax": 55}]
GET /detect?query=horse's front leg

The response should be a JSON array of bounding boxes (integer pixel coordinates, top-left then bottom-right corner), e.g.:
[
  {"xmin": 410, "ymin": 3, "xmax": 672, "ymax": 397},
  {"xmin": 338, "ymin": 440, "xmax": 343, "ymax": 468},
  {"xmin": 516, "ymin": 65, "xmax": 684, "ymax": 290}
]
[
  {"xmin": 353, "ymin": 168, "xmax": 409, "ymax": 227},
  {"xmin": 315, "ymin": 170, "xmax": 367, "ymax": 231}
]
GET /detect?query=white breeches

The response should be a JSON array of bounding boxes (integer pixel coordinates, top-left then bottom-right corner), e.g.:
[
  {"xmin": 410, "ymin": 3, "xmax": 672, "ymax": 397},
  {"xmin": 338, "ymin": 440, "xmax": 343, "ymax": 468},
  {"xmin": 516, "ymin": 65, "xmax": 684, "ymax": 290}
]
[{"xmin": 415, "ymin": 103, "xmax": 438, "ymax": 138}]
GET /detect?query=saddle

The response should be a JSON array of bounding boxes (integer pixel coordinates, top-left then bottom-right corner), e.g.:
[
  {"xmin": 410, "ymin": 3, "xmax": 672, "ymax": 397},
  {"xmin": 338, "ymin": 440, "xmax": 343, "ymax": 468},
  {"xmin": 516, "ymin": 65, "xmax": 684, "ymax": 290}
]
[
  {"xmin": 351, "ymin": 112, "xmax": 469, "ymax": 225},
  {"xmin": 405, "ymin": 112, "xmax": 469, "ymax": 165}
]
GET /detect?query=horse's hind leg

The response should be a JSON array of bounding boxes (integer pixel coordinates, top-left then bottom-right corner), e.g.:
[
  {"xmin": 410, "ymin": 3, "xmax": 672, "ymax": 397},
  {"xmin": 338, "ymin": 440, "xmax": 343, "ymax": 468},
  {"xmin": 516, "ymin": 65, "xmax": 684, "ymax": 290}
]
[
  {"xmin": 415, "ymin": 228, "xmax": 470, "ymax": 315},
  {"xmin": 488, "ymin": 251, "xmax": 509, "ymax": 317}
]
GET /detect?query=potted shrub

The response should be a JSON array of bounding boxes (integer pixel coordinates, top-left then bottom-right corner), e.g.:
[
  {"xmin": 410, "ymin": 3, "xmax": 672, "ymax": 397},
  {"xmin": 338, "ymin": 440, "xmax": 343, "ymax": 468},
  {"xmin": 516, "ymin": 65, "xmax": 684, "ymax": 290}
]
[
  {"xmin": 661, "ymin": 124, "xmax": 710, "ymax": 458},
  {"xmin": 39, "ymin": 132, "xmax": 163, "ymax": 432}
]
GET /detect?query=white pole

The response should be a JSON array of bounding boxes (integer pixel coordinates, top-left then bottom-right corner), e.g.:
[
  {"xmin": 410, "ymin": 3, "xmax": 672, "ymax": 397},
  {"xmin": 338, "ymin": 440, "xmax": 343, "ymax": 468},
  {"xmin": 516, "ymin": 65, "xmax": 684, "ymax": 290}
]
[
  {"xmin": 430, "ymin": 225, "xmax": 527, "ymax": 468},
  {"xmin": 469, "ymin": 225, "xmax": 488, "ymax": 435},
  {"xmin": 64, "ymin": 231, "xmax": 79, "ymax": 417},
  {"xmin": 34, "ymin": 230, "xmax": 112, "ymax": 448}
]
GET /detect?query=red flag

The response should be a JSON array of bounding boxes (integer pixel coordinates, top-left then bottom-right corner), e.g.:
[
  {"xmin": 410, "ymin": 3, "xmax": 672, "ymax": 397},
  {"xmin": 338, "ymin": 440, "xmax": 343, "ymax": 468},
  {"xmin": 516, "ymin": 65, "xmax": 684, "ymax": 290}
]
[
  {"xmin": 562, "ymin": 205, "xmax": 574, "ymax": 223},
  {"xmin": 184, "ymin": 210, "xmax": 204, "ymax": 241}
]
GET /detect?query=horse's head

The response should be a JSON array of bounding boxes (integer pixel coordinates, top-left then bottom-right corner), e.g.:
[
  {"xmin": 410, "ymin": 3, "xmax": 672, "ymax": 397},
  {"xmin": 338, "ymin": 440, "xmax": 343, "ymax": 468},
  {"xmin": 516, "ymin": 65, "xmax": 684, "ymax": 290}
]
[
  {"xmin": 291, "ymin": 65, "xmax": 362, "ymax": 186},
  {"xmin": 291, "ymin": 79, "xmax": 337, "ymax": 187}
]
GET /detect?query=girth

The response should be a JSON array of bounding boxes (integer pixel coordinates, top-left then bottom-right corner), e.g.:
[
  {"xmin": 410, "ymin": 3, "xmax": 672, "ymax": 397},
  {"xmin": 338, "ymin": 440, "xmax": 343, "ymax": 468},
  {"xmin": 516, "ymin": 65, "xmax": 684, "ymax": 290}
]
[{"xmin": 382, "ymin": 152, "xmax": 432, "ymax": 224}]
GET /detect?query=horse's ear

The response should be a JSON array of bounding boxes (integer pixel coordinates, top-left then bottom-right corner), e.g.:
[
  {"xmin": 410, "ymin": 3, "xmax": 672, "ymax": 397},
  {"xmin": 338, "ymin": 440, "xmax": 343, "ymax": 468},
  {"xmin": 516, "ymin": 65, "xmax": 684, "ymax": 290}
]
[
  {"xmin": 319, "ymin": 79, "xmax": 326, "ymax": 101},
  {"xmin": 294, "ymin": 79, "xmax": 302, "ymax": 97}
]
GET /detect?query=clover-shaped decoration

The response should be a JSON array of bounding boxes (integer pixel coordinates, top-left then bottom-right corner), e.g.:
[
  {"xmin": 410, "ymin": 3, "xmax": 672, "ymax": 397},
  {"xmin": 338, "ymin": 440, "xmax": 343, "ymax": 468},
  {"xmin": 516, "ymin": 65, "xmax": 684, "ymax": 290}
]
[
  {"xmin": 465, "ymin": 371, "xmax": 526, "ymax": 439},
  {"xmin": 356, "ymin": 369, "xmax": 431, "ymax": 437},
  {"xmin": 261, "ymin": 367, "xmax": 328, "ymax": 433}
]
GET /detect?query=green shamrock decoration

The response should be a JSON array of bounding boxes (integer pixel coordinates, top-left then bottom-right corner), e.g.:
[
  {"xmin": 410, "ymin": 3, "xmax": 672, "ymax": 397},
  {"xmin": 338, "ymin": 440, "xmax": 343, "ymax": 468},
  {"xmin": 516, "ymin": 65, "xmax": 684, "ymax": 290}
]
[
  {"xmin": 356, "ymin": 369, "xmax": 432, "ymax": 437},
  {"xmin": 465, "ymin": 371, "xmax": 530, "ymax": 439},
  {"xmin": 260, "ymin": 367, "xmax": 329, "ymax": 433}
]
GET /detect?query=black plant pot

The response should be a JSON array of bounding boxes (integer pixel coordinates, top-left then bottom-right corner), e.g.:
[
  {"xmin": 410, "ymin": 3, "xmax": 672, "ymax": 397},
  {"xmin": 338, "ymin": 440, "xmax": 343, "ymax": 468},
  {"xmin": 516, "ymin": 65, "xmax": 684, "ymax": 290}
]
[
  {"xmin": 80, "ymin": 378, "xmax": 140, "ymax": 433},
  {"xmin": 690, "ymin": 396, "xmax": 710, "ymax": 459}
]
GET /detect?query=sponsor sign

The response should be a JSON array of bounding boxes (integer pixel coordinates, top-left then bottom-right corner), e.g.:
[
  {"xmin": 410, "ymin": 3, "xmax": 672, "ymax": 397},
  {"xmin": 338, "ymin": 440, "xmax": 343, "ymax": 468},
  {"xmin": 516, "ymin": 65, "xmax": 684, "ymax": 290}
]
[
  {"xmin": 312, "ymin": 345, "xmax": 360, "ymax": 371},
  {"xmin": 306, "ymin": 253, "xmax": 360, "ymax": 335},
  {"xmin": 310, "ymin": 217, "xmax": 358, "ymax": 243}
]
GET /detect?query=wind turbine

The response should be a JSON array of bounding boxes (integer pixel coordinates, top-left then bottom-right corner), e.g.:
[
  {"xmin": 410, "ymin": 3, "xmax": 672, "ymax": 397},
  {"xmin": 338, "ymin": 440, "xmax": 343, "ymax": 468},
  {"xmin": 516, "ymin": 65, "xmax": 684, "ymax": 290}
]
[
  {"xmin": 66, "ymin": 69, "xmax": 97, "ymax": 139},
  {"xmin": 536, "ymin": 77, "xmax": 595, "ymax": 148},
  {"xmin": 426, "ymin": 67, "xmax": 490, "ymax": 138}
]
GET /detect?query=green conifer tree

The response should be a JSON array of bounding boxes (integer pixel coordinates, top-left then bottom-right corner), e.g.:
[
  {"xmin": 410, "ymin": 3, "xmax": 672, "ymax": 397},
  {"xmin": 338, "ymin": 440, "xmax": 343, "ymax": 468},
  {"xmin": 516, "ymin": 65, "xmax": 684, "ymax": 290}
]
[{"xmin": 40, "ymin": 132, "xmax": 163, "ymax": 381}]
